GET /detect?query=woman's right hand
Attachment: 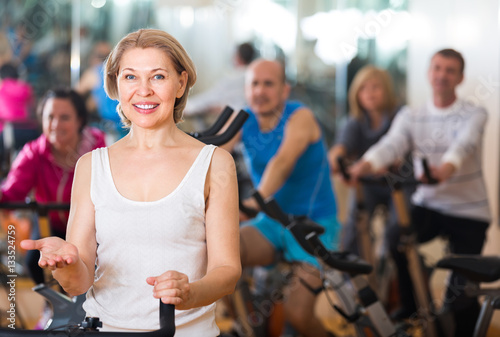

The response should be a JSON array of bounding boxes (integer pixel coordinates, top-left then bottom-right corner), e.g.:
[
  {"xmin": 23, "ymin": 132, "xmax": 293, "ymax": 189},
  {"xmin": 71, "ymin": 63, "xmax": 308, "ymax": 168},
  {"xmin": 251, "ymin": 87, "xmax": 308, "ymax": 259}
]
[
  {"xmin": 20, "ymin": 237, "xmax": 79, "ymax": 270},
  {"xmin": 328, "ymin": 145, "xmax": 347, "ymax": 175}
]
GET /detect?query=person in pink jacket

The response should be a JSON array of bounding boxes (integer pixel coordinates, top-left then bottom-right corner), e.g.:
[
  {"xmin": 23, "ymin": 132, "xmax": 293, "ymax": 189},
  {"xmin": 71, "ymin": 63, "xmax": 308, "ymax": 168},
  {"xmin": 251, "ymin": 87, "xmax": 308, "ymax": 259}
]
[
  {"xmin": 0, "ymin": 63, "xmax": 34, "ymax": 133},
  {"xmin": 0, "ymin": 87, "xmax": 106, "ymax": 284}
]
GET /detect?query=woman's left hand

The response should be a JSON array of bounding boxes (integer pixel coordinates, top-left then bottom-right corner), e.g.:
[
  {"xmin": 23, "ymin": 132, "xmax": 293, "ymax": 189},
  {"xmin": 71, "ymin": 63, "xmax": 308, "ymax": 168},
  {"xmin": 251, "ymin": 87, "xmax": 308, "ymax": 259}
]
[{"xmin": 146, "ymin": 271, "xmax": 191, "ymax": 309}]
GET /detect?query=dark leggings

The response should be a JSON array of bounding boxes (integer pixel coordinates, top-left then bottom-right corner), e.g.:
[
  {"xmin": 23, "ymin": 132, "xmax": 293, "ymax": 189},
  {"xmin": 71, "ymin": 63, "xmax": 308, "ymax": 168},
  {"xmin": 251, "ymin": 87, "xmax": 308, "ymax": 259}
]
[{"xmin": 387, "ymin": 206, "xmax": 489, "ymax": 337}]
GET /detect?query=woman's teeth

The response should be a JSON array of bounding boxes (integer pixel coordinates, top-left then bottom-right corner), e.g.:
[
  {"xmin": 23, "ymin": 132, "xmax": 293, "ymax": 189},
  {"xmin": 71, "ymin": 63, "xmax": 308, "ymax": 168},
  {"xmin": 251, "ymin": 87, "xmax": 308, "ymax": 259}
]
[{"xmin": 135, "ymin": 104, "xmax": 157, "ymax": 109}]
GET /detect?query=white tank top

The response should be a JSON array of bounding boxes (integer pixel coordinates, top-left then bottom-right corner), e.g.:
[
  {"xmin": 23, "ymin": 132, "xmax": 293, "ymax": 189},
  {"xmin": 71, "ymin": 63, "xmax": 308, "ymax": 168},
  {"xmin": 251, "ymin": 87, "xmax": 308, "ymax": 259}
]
[{"xmin": 83, "ymin": 145, "xmax": 219, "ymax": 336}]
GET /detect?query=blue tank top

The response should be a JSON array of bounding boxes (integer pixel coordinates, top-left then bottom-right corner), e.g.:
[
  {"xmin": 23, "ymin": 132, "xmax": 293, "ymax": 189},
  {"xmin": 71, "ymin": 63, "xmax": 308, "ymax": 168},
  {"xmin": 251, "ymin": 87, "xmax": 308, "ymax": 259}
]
[{"xmin": 241, "ymin": 101, "xmax": 337, "ymax": 219}]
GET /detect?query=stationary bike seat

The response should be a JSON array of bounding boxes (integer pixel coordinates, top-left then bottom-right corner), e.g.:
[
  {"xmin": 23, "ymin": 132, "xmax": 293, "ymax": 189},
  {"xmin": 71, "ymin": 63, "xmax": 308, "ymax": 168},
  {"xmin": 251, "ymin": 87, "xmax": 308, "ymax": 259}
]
[{"xmin": 436, "ymin": 255, "xmax": 500, "ymax": 283}]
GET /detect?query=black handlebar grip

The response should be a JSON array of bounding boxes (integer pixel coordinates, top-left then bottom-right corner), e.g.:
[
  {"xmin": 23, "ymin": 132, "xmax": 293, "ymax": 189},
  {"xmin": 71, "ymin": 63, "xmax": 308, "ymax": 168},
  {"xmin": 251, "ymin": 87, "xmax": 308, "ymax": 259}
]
[
  {"xmin": 159, "ymin": 302, "xmax": 175, "ymax": 335},
  {"xmin": 239, "ymin": 199, "xmax": 259, "ymax": 218},
  {"xmin": 197, "ymin": 106, "xmax": 234, "ymax": 138},
  {"xmin": 263, "ymin": 199, "xmax": 290, "ymax": 226},
  {"xmin": 251, "ymin": 190, "xmax": 288, "ymax": 224},
  {"xmin": 422, "ymin": 158, "xmax": 439, "ymax": 185},
  {"xmin": 251, "ymin": 190, "xmax": 267, "ymax": 211},
  {"xmin": 0, "ymin": 201, "xmax": 71, "ymax": 217},
  {"xmin": 336, "ymin": 157, "xmax": 351, "ymax": 181},
  {"xmin": 198, "ymin": 110, "xmax": 248, "ymax": 146}
]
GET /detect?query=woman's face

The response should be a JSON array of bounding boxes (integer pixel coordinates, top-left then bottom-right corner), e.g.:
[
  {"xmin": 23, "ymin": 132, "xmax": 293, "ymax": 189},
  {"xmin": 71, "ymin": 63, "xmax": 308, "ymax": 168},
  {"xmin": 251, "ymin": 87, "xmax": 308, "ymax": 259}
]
[
  {"xmin": 357, "ymin": 77, "xmax": 386, "ymax": 113},
  {"xmin": 42, "ymin": 97, "xmax": 82, "ymax": 151},
  {"xmin": 116, "ymin": 47, "xmax": 187, "ymax": 129}
]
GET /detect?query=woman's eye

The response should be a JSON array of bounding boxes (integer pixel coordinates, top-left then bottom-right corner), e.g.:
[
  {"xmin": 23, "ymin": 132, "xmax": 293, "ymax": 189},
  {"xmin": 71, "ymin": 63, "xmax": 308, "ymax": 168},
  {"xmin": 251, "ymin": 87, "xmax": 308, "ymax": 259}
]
[
  {"xmin": 125, "ymin": 74, "xmax": 135, "ymax": 80},
  {"xmin": 153, "ymin": 74, "xmax": 165, "ymax": 80}
]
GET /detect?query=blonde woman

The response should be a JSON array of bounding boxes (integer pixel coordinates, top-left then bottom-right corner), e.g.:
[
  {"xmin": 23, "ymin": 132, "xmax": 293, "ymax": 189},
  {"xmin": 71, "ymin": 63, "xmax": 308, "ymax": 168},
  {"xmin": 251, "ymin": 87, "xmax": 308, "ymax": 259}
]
[
  {"xmin": 328, "ymin": 65, "xmax": 402, "ymax": 256},
  {"xmin": 22, "ymin": 29, "xmax": 241, "ymax": 336}
]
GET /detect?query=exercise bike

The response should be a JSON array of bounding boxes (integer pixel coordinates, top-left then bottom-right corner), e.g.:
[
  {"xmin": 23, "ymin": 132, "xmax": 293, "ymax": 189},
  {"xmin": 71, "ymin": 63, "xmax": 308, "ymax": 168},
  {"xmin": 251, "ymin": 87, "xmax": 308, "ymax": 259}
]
[
  {"xmin": 437, "ymin": 255, "xmax": 500, "ymax": 337},
  {"xmin": 337, "ymin": 157, "xmax": 442, "ymax": 337},
  {"xmin": 251, "ymin": 190, "xmax": 409, "ymax": 337}
]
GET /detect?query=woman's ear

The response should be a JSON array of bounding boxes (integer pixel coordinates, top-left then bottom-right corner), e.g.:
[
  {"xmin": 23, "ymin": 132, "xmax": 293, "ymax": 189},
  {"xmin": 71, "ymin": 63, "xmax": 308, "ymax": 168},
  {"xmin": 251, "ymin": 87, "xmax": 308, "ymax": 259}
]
[{"xmin": 176, "ymin": 71, "xmax": 188, "ymax": 98}]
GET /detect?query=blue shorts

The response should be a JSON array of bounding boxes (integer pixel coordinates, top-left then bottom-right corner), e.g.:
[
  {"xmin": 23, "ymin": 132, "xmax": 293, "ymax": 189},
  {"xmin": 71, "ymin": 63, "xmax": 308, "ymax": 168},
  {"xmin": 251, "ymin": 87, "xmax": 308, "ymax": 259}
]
[{"xmin": 245, "ymin": 213, "xmax": 341, "ymax": 269}]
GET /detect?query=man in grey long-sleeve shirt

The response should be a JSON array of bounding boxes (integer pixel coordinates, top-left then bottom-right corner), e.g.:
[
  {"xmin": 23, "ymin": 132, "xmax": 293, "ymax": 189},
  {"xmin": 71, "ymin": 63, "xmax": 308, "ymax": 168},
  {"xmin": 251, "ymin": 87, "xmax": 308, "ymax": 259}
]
[{"xmin": 350, "ymin": 49, "xmax": 491, "ymax": 337}]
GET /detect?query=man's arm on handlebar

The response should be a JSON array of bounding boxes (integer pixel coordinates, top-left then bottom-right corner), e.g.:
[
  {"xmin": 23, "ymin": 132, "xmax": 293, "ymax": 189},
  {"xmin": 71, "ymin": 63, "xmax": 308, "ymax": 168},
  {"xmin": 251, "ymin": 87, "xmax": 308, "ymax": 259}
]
[
  {"xmin": 345, "ymin": 159, "xmax": 375, "ymax": 184},
  {"xmin": 256, "ymin": 107, "xmax": 319, "ymax": 200},
  {"xmin": 428, "ymin": 162, "xmax": 456, "ymax": 182}
]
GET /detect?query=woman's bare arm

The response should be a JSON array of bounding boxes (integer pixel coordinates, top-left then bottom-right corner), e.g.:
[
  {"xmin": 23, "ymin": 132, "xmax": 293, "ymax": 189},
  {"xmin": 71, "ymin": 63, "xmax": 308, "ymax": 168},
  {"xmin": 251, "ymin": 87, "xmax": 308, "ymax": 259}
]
[
  {"xmin": 147, "ymin": 147, "xmax": 241, "ymax": 309},
  {"xmin": 21, "ymin": 152, "xmax": 97, "ymax": 296}
]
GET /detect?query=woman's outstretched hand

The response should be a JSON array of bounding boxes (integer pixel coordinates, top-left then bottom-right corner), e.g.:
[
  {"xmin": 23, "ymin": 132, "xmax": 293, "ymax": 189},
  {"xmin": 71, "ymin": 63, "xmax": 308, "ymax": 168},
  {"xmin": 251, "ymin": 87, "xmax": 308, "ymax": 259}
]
[
  {"xmin": 147, "ymin": 271, "xmax": 191, "ymax": 310},
  {"xmin": 20, "ymin": 237, "xmax": 79, "ymax": 270}
]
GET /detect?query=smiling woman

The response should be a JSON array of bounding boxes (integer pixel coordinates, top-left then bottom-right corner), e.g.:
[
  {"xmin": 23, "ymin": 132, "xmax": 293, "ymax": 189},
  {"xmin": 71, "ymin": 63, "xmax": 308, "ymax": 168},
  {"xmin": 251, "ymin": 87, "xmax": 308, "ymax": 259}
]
[
  {"xmin": 0, "ymin": 87, "xmax": 106, "ymax": 287},
  {"xmin": 20, "ymin": 29, "xmax": 241, "ymax": 337},
  {"xmin": 114, "ymin": 47, "xmax": 188, "ymax": 130},
  {"xmin": 103, "ymin": 29, "xmax": 197, "ymax": 126}
]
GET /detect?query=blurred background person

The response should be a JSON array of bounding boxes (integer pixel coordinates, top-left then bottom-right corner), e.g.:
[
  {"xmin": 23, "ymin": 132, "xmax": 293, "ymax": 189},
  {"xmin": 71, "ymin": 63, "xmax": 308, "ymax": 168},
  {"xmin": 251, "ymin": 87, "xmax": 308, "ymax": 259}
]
[
  {"xmin": 0, "ymin": 31, "xmax": 13, "ymax": 68},
  {"xmin": 0, "ymin": 63, "xmax": 34, "ymax": 132},
  {"xmin": 183, "ymin": 42, "xmax": 256, "ymax": 120},
  {"xmin": 185, "ymin": 42, "xmax": 258, "ymax": 202},
  {"xmin": 0, "ymin": 62, "xmax": 37, "ymax": 175},
  {"xmin": 0, "ymin": 62, "xmax": 34, "ymax": 133},
  {"xmin": 328, "ymin": 65, "xmax": 403, "ymax": 256},
  {"xmin": 77, "ymin": 41, "xmax": 125, "ymax": 142},
  {"xmin": 0, "ymin": 87, "xmax": 106, "ymax": 287},
  {"xmin": 6, "ymin": 21, "xmax": 35, "ymax": 68}
]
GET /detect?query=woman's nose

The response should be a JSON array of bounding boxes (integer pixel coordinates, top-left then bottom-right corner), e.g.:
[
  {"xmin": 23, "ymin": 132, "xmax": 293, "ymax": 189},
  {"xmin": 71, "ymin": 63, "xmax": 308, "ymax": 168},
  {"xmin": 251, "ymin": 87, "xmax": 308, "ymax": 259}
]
[
  {"xmin": 137, "ymin": 79, "xmax": 153, "ymax": 96},
  {"xmin": 49, "ymin": 118, "xmax": 59, "ymax": 129}
]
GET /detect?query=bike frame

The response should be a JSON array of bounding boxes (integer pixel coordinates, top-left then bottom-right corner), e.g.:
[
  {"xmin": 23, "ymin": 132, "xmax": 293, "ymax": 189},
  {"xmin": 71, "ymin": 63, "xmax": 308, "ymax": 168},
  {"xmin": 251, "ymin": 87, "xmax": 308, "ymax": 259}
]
[
  {"xmin": 252, "ymin": 191, "xmax": 404, "ymax": 337},
  {"xmin": 337, "ymin": 157, "xmax": 439, "ymax": 337}
]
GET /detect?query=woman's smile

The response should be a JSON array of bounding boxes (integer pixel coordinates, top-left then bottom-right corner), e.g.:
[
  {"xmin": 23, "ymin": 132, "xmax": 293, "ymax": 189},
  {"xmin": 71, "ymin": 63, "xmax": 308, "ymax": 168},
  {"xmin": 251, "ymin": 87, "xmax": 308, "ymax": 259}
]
[
  {"xmin": 133, "ymin": 102, "xmax": 160, "ymax": 114},
  {"xmin": 116, "ymin": 47, "xmax": 187, "ymax": 129}
]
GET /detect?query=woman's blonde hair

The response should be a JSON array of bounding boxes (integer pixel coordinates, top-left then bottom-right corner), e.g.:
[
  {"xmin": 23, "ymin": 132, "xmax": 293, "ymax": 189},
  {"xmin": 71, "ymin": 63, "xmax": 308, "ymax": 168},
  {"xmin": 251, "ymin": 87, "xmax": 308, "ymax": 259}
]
[
  {"xmin": 348, "ymin": 65, "xmax": 396, "ymax": 120},
  {"xmin": 104, "ymin": 28, "xmax": 197, "ymax": 126}
]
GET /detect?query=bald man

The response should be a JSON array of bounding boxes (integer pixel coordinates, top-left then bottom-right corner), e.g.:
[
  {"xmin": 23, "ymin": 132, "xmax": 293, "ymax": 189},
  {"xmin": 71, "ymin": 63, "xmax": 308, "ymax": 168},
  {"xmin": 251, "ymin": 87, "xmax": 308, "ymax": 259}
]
[{"xmin": 225, "ymin": 59, "xmax": 340, "ymax": 337}]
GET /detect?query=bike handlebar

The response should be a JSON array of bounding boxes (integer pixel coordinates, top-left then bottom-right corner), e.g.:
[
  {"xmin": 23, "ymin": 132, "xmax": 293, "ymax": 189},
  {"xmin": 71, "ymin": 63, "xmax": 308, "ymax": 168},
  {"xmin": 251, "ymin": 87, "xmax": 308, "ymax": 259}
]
[
  {"xmin": 188, "ymin": 106, "xmax": 234, "ymax": 139},
  {"xmin": 251, "ymin": 191, "xmax": 373, "ymax": 275},
  {"xmin": 196, "ymin": 109, "xmax": 248, "ymax": 146},
  {"xmin": 421, "ymin": 158, "xmax": 439, "ymax": 185},
  {"xmin": 186, "ymin": 105, "xmax": 248, "ymax": 146},
  {"xmin": 336, "ymin": 156, "xmax": 437, "ymax": 187},
  {"xmin": 0, "ymin": 200, "xmax": 70, "ymax": 215},
  {"xmin": 0, "ymin": 302, "xmax": 175, "ymax": 337}
]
